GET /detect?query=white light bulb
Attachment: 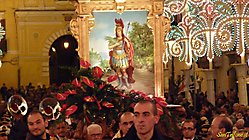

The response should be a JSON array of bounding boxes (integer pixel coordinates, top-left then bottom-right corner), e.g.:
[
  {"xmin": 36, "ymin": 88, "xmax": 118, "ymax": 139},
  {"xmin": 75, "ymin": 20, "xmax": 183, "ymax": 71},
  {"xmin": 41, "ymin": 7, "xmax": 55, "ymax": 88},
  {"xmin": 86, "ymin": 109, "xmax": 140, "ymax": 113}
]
[
  {"xmin": 64, "ymin": 42, "xmax": 69, "ymax": 49},
  {"xmin": 52, "ymin": 47, "xmax": 56, "ymax": 52}
]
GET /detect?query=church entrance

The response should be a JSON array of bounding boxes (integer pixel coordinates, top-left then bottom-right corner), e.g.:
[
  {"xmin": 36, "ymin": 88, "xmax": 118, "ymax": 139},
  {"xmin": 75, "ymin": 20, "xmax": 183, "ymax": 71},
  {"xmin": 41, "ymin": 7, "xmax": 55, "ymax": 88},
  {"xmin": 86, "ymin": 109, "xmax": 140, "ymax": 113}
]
[{"xmin": 49, "ymin": 35, "xmax": 79, "ymax": 86}]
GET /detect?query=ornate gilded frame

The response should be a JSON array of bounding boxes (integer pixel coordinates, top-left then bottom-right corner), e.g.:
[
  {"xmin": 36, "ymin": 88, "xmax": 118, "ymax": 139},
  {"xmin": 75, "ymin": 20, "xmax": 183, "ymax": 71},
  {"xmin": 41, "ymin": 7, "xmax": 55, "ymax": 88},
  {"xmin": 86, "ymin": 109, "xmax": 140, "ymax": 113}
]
[{"xmin": 69, "ymin": 0, "xmax": 170, "ymax": 97}]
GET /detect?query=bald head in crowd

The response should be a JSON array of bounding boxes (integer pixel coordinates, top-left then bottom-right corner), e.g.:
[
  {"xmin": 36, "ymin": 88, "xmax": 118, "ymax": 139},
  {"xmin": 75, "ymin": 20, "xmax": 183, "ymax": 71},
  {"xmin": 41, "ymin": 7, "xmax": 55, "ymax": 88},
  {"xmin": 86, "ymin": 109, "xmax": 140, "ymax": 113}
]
[
  {"xmin": 86, "ymin": 124, "xmax": 103, "ymax": 140},
  {"xmin": 119, "ymin": 112, "xmax": 134, "ymax": 137},
  {"xmin": 210, "ymin": 115, "xmax": 233, "ymax": 140}
]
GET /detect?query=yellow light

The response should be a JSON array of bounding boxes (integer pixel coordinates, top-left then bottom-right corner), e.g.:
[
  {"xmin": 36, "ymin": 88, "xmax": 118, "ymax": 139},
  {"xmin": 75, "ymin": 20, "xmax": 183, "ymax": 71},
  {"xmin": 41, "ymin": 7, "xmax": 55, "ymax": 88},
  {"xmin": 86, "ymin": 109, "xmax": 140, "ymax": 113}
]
[
  {"xmin": 52, "ymin": 47, "xmax": 56, "ymax": 52},
  {"xmin": 64, "ymin": 42, "xmax": 69, "ymax": 49},
  {"xmin": 0, "ymin": 60, "xmax": 2, "ymax": 68}
]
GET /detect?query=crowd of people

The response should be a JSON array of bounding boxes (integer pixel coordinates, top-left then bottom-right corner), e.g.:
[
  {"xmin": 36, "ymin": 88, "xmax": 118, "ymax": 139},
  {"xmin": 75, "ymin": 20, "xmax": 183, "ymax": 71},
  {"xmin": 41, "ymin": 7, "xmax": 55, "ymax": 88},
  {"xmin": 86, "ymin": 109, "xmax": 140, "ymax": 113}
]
[{"xmin": 0, "ymin": 83, "xmax": 249, "ymax": 140}]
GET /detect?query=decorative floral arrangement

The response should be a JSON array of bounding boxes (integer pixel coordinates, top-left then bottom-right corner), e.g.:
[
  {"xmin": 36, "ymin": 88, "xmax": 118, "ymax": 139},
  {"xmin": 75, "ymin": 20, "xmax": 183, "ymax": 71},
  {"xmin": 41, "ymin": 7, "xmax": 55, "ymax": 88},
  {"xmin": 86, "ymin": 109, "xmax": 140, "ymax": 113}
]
[{"xmin": 55, "ymin": 60, "xmax": 180, "ymax": 138}]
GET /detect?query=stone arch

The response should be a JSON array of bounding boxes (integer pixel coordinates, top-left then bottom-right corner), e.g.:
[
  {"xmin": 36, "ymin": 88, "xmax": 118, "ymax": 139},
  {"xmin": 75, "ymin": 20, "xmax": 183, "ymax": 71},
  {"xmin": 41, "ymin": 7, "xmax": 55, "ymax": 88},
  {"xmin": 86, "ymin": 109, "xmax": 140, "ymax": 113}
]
[{"xmin": 41, "ymin": 27, "xmax": 73, "ymax": 77}]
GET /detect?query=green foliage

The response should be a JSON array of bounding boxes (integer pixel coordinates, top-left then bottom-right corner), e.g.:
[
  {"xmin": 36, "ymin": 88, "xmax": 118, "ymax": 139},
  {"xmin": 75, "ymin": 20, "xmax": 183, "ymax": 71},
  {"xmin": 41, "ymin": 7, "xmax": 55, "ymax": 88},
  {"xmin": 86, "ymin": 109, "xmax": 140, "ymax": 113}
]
[
  {"xmin": 129, "ymin": 22, "xmax": 154, "ymax": 71},
  {"xmin": 90, "ymin": 50, "xmax": 102, "ymax": 66},
  {"xmin": 100, "ymin": 59, "xmax": 109, "ymax": 70},
  {"xmin": 105, "ymin": 36, "xmax": 116, "ymax": 46}
]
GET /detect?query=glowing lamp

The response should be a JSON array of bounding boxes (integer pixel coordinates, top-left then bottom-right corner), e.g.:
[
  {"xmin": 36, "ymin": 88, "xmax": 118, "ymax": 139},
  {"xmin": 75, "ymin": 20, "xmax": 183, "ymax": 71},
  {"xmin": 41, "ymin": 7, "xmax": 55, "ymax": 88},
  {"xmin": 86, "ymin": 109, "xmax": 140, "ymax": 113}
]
[{"xmin": 64, "ymin": 42, "xmax": 69, "ymax": 49}]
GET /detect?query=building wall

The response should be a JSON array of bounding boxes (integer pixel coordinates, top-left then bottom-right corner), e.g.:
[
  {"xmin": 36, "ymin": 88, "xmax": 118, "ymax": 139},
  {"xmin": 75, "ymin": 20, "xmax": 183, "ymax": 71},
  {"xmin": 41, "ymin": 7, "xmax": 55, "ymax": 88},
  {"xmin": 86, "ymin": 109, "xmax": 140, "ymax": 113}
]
[{"xmin": 0, "ymin": 0, "xmax": 75, "ymax": 88}]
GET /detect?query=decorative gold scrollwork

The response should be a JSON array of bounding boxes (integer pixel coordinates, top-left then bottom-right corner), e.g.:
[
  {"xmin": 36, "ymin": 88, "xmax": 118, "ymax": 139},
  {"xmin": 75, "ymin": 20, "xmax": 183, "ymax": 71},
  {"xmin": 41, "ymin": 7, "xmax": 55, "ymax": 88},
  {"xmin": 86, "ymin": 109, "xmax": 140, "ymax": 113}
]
[{"xmin": 70, "ymin": 18, "xmax": 79, "ymax": 41}]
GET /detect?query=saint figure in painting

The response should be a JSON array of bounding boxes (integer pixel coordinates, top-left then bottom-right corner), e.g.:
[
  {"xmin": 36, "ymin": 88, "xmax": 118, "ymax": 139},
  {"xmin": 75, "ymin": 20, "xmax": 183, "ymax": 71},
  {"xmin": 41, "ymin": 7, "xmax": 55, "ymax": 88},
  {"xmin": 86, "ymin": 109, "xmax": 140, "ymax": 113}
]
[{"xmin": 106, "ymin": 18, "xmax": 135, "ymax": 89}]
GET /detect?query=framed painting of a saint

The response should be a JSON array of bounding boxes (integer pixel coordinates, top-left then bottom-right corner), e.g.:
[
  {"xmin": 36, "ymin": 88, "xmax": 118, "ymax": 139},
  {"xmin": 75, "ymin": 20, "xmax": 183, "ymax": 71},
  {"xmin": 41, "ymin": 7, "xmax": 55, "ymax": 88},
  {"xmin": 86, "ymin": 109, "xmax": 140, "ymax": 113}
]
[
  {"xmin": 71, "ymin": 0, "xmax": 168, "ymax": 97},
  {"xmin": 90, "ymin": 11, "xmax": 154, "ymax": 94}
]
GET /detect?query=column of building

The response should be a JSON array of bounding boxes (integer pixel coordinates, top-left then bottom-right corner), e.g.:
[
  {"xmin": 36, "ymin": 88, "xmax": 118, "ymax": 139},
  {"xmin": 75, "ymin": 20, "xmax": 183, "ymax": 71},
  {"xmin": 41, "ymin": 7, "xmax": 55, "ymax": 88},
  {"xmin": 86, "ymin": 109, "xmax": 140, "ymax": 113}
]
[
  {"xmin": 232, "ymin": 63, "xmax": 248, "ymax": 105},
  {"xmin": 202, "ymin": 69, "xmax": 215, "ymax": 105}
]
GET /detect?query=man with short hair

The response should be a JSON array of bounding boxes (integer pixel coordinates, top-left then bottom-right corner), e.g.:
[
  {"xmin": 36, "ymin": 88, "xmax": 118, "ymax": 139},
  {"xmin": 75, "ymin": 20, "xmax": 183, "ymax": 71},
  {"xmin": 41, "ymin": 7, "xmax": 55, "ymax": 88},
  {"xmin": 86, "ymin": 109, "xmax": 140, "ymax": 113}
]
[
  {"xmin": 181, "ymin": 119, "xmax": 200, "ymax": 140},
  {"xmin": 123, "ymin": 100, "xmax": 173, "ymax": 140},
  {"xmin": 210, "ymin": 115, "xmax": 234, "ymax": 140},
  {"xmin": 86, "ymin": 124, "xmax": 103, "ymax": 140},
  {"xmin": 26, "ymin": 110, "xmax": 58, "ymax": 140},
  {"xmin": 54, "ymin": 121, "xmax": 68, "ymax": 140},
  {"xmin": 0, "ymin": 124, "xmax": 9, "ymax": 140},
  {"xmin": 112, "ymin": 112, "xmax": 134, "ymax": 139}
]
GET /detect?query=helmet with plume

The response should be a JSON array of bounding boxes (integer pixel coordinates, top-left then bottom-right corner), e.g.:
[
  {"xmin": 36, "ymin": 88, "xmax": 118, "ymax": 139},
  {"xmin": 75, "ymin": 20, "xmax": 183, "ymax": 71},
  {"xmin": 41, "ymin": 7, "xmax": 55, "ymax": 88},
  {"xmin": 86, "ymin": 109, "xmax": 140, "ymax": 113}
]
[{"xmin": 115, "ymin": 18, "xmax": 124, "ymax": 31}]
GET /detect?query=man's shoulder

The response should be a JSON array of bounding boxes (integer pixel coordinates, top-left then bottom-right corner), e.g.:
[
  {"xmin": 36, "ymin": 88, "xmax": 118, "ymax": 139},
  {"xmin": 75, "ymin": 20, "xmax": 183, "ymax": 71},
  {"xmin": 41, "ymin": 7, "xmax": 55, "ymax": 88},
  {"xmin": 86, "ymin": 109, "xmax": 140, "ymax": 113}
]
[
  {"xmin": 153, "ymin": 127, "xmax": 174, "ymax": 140},
  {"xmin": 160, "ymin": 136, "xmax": 174, "ymax": 140},
  {"xmin": 113, "ymin": 138, "xmax": 123, "ymax": 140},
  {"xmin": 47, "ymin": 133, "xmax": 60, "ymax": 140},
  {"xmin": 121, "ymin": 125, "xmax": 139, "ymax": 140},
  {"xmin": 122, "ymin": 125, "xmax": 174, "ymax": 140}
]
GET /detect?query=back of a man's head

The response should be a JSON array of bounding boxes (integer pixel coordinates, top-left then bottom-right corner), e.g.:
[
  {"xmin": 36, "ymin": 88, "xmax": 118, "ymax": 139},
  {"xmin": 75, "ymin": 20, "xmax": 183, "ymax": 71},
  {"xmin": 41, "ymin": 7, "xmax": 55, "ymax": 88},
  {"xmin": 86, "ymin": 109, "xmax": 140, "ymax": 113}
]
[
  {"xmin": 211, "ymin": 115, "xmax": 233, "ymax": 140},
  {"xmin": 218, "ymin": 116, "xmax": 233, "ymax": 132}
]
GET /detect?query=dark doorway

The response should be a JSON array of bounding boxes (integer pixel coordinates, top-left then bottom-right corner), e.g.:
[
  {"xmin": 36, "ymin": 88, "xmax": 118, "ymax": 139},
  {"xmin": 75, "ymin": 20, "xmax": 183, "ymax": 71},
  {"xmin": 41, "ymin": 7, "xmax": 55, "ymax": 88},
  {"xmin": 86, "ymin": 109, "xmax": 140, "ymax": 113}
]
[{"xmin": 49, "ymin": 35, "xmax": 79, "ymax": 86}]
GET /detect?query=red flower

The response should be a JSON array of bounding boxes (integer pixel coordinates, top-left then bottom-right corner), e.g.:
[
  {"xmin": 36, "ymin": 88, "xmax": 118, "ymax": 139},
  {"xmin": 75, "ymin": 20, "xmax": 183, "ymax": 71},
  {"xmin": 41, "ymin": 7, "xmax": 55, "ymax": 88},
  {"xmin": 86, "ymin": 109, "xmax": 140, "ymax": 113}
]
[
  {"xmin": 144, "ymin": 96, "xmax": 152, "ymax": 101},
  {"xmin": 65, "ymin": 105, "xmax": 78, "ymax": 117},
  {"xmin": 56, "ymin": 93, "xmax": 68, "ymax": 101},
  {"xmin": 156, "ymin": 103, "xmax": 164, "ymax": 116},
  {"xmin": 119, "ymin": 92, "xmax": 128, "ymax": 97},
  {"xmin": 85, "ymin": 115, "xmax": 90, "ymax": 124},
  {"xmin": 80, "ymin": 60, "xmax": 91, "ymax": 68},
  {"xmin": 84, "ymin": 96, "xmax": 95, "ymax": 102},
  {"xmin": 60, "ymin": 104, "xmax": 68, "ymax": 112},
  {"xmin": 130, "ymin": 103, "xmax": 135, "ymax": 108},
  {"xmin": 136, "ymin": 91, "xmax": 148, "ymax": 98},
  {"xmin": 64, "ymin": 90, "xmax": 77, "ymax": 95},
  {"xmin": 99, "ymin": 82, "xmax": 106, "ymax": 90},
  {"xmin": 84, "ymin": 107, "xmax": 91, "ymax": 123},
  {"xmin": 93, "ymin": 96, "xmax": 102, "ymax": 110},
  {"xmin": 72, "ymin": 78, "xmax": 82, "ymax": 87},
  {"xmin": 60, "ymin": 83, "xmax": 67, "ymax": 87},
  {"xmin": 102, "ymin": 101, "xmax": 114, "ymax": 108},
  {"xmin": 107, "ymin": 75, "xmax": 118, "ymax": 82},
  {"xmin": 92, "ymin": 66, "xmax": 103, "ymax": 79},
  {"xmin": 82, "ymin": 77, "xmax": 94, "ymax": 88},
  {"xmin": 154, "ymin": 97, "xmax": 167, "ymax": 107},
  {"xmin": 130, "ymin": 90, "xmax": 135, "ymax": 93}
]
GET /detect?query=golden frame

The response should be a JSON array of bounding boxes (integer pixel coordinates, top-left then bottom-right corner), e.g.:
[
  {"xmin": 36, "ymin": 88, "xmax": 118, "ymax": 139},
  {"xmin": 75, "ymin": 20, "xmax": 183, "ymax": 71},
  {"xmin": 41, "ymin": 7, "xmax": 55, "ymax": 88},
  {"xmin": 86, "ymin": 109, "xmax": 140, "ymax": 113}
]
[{"xmin": 70, "ymin": 0, "xmax": 170, "ymax": 97}]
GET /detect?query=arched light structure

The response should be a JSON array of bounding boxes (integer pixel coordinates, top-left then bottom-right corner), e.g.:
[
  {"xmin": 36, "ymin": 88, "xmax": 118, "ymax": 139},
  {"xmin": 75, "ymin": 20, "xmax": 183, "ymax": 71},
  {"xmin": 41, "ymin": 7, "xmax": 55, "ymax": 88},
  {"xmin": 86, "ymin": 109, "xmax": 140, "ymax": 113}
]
[
  {"xmin": 164, "ymin": 0, "xmax": 205, "ymax": 16},
  {"xmin": 213, "ymin": 0, "xmax": 249, "ymax": 64},
  {"xmin": 164, "ymin": 13, "xmax": 196, "ymax": 66},
  {"xmin": 163, "ymin": 0, "xmax": 249, "ymax": 68},
  {"xmin": 0, "ymin": 22, "xmax": 5, "ymax": 67}
]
